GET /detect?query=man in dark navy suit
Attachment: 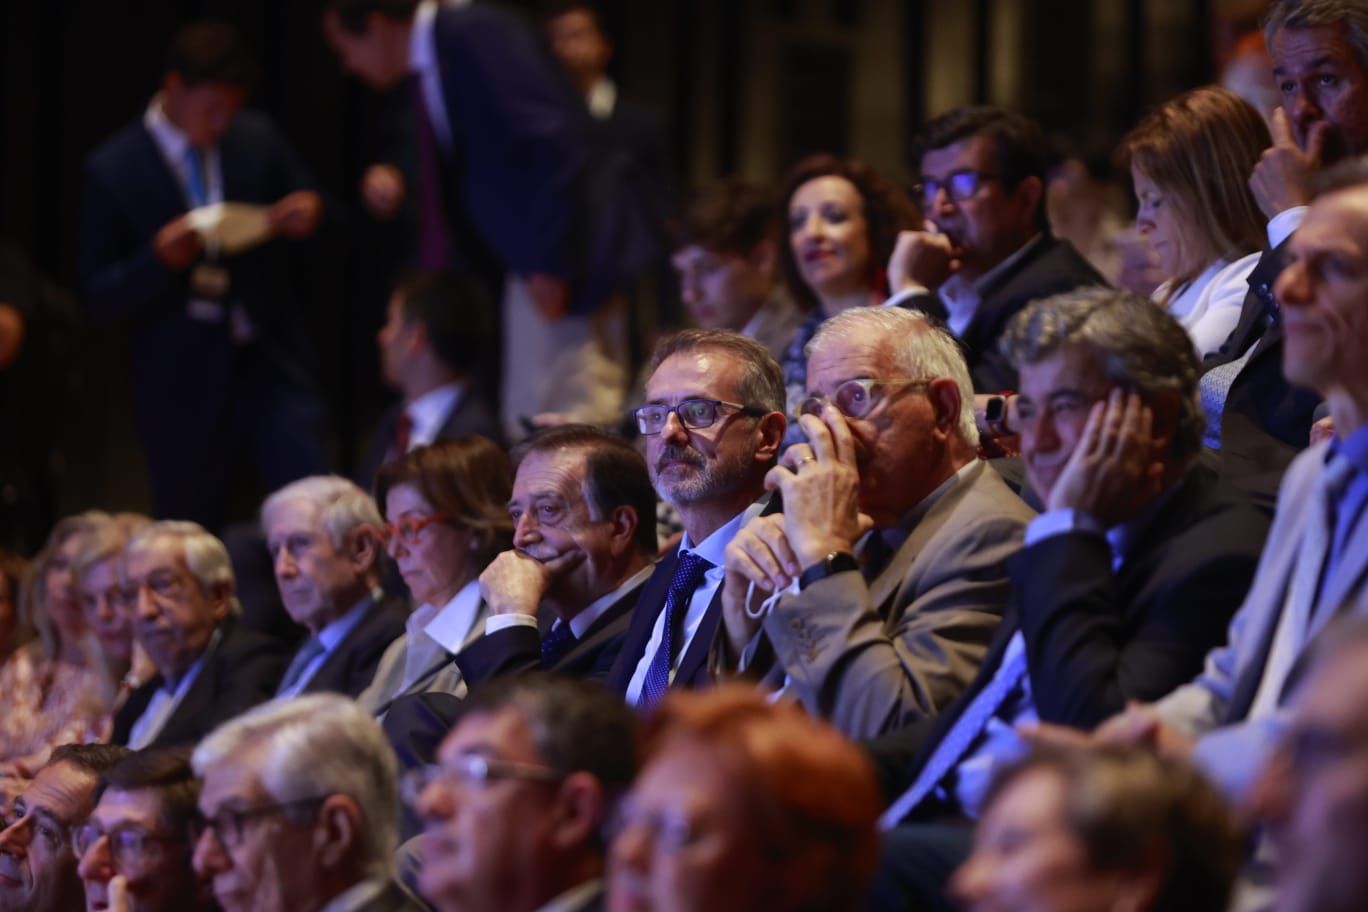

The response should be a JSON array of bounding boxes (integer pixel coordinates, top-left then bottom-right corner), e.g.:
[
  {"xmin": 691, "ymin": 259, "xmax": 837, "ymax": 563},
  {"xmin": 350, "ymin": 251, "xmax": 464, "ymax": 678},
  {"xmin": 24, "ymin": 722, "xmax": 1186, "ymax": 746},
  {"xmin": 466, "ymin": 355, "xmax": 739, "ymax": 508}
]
[{"xmin": 80, "ymin": 22, "xmax": 326, "ymax": 530}]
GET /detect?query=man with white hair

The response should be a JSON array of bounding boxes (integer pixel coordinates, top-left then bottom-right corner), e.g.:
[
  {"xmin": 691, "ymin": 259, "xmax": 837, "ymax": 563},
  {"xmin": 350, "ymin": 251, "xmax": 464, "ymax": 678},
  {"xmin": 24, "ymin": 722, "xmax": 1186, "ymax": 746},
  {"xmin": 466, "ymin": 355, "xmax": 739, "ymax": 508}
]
[
  {"xmin": 112, "ymin": 521, "xmax": 287, "ymax": 749},
  {"xmin": 262, "ymin": 476, "xmax": 407, "ymax": 699},
  {"xmin": 721, "ymin": 306, "xmax": 1033, "ymax": 738},
  {"xmin": 191, "ymin": 694, "xmax": 421, "ymax": 912}
]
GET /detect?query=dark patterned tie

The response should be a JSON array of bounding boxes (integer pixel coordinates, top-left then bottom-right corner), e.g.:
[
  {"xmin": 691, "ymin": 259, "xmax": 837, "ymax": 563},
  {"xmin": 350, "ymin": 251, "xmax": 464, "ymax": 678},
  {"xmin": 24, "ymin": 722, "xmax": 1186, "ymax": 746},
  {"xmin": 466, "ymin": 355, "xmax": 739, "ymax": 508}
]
[
  {"xmin": 411, "ymin": 77, "xmax": 452, "ymax": 269},
  {"xmin": 540, "ymin": 621, "xmax": 578, "ymax": 668},
  {"xmin": 638, "ymin": 552, "xmax": 713, "ymax": 707}
]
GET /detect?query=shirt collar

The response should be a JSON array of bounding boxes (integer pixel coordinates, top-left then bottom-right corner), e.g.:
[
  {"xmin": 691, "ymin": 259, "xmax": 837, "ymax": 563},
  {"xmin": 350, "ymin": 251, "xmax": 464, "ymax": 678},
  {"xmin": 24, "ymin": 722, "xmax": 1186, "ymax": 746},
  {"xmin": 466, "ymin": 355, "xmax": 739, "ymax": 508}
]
[
  {"xmin": 144, "ymin": 94, "xmax": 191, "ymax": 163},
  {"xmin": 975, "ymin": 233, "xmax": 1045, "ymax": 292},
  {"xmin": 319, "ymin": 878, "xmax": 389, "ymax": 912},
  {"xmin": 316, "ymin": 590, "xmax": 379, "ymax": 653},
  {"xmin": 679, "ymin": 497, "xmax": 770, "ymax": 567},
  {"xmin": 586, "ymin": 76, "xmax": 616, "ymax": 119},
  {"xmin": 422, "ymin": 579, "xmax": 483, "ymax": 652},
  {"xmin": 879, "ymin": 460, "xmax": 980, "ymax": 553},
  {"xmin": 1332, "ymin": 423, "xmax": 1368, "ymax": 476},
  {"xmin": 162, "ymin": 625, "xmax": 222, "ymax": 694},
  {"xmin": 406, "ymin": 381, "xmax": 464, "ymax": 442},
  {"xmin": 568, "ymin": 562, "xmax": 655, "ymax": 639},
  {"xmin": 534, "ymin": 879, "xmax": 603, "ymax": 912},
  {"xmin": 409, "ymin": 0, "xmax": 440, "ymax": 73}
]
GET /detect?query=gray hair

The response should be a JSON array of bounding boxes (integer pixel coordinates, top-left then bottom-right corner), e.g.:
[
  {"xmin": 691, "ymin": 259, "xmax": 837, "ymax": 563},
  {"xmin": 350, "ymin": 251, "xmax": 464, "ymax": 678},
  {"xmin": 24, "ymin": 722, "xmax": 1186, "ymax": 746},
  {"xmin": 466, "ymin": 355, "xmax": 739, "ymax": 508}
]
[
  {"xmin": 999, "ymin": 287, "xmax": 1204, "ymax": 464},
  {"xmin": 806, "ymin": 307, "xmax": 980, "ymax": 446},
  {"xmin": 121, "ymin": 521, "xmax": 241, "ymax": 615},
  {"xmin": 646, "ymin": 328, "xmax": 786, "ymax": 415},
  {"xmin": 192, "ymin": 694, "xmax": 399, "ymax": 879},
  {"xmin": 1264, "ymin": 0, "xmax": 1368, "ymax": 74},
  {"xmin": 260, "ymin": 475, "xmax": 383, "ymax": 551}
]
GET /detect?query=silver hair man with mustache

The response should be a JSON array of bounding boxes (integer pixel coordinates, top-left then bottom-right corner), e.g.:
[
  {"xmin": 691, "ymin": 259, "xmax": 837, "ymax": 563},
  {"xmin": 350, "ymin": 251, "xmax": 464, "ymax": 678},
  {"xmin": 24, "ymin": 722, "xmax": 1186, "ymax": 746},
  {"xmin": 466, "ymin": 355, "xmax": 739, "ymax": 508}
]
[{"xmin": 605, "ymin": 329, "xmax": 787, "ymax": 705}]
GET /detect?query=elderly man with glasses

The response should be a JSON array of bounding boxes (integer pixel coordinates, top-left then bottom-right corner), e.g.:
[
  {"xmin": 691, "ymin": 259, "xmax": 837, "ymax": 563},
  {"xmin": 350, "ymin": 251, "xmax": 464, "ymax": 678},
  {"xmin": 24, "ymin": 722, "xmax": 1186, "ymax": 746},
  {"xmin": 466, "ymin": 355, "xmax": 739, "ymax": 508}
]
[
  {"xmin": 720, "ymin": 306, "xmax": 1033, "ymax": 739},
  {"xmin": 191, "ymin": 694, "xmax": 422, "ymax": 912},
  {"xmin": 407, "ymin": 674, "xmax": 636, "ymax": 912}
]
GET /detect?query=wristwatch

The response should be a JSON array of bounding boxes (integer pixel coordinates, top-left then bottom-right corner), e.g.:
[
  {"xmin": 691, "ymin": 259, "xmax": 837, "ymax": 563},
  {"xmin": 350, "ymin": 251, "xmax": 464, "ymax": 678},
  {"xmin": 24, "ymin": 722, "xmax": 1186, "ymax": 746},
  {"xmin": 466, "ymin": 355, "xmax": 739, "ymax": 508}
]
[
  {"xmin": 799, "ymin": 551, "xmax": 859, "ymax": 590},
  {"xmin": 986, "ymin": 391, "xmax": 1015, "ymax": 436}
]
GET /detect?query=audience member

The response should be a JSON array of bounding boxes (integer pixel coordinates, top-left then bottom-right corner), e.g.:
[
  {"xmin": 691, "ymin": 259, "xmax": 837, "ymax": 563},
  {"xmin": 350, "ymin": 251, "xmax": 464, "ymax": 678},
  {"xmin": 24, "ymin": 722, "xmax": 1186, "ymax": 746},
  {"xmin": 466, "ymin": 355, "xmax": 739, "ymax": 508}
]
[
  {"xmin": 79, "ymin": 22, "xmax": 326, "ymax": 530},
  {"xmin": 1200, "ymin": 0, "xmax": 1368, "ymax": 507},
  {"xmin": 261, "ymin": 476, "xmax": 406, "ymax": 699},
  {"xmin": 111, "ymin": 522, "xmax": 287, "ymax": 750},
  {"xmin": 1221, "ymin": 29, "xmax": 1281, "ymax": 126},
  {"xmin": 671, "ymin": 180, "xmax": 803, "ymax": 361},
  {"xmin": 866, "ymin": 287, "xmax": 1268, "ymax": 909},
  {"xmin": 1090, "ymin": 160, "xmax": 1368, "ymax": 800},
  {"xmin": 607, "ymin": 685, "xmax": 881, "ymax": 912},
  {"xmin": 1043, "ymin": 150, "xmax": 1142, "ymax": 291},
  {"xmin": 777, "ymin": 154, "xmax": 918, "ymax": 425},
  {"xmin": 0, "ymin": 743, "xmax": 130, "ymax": 912},
  {"xmin": 888, "ymin": 106, "xmax": 1105, "ymax": 390},
  {"xmin": 950, "ymin": 746, "xmax": 1243, "ymax": 912},
  {"xmin": 1253, "ymin": 616, "xmax": 1368, "ymax": 912},
  {"xmin": 1118, "ymin": 86, "xmax": 1270, "ymax": 357},
  {"xmin": 72, "ymin": 520, "xmax": 155, "ymax": 714},
  {"xmin": 383, "ymin": 425, "xmax": 656, "ymax": 773},
  {"xmin": 722, "ymin": 307, "xmax": 1031, "ymax": 737},
  {"xmin": 360, "ymin": 270, "xmax": 501, "ymax": 490},
  {"xmin": 408, "ymin": 674, "xmax": 635, "ymax": 912},
  {"xmin": 609, "ymin": 330, "xmax": 786, "ymax": 705},
  {"xmin": 359, "ymin": 438, "xmax": 513, "ymax": 714},
  {"xmin": 191, "ymin": 695, "xmax": 420, "ymax": 912},
  {"xmin": 0, "ymin": 549, "xmax": 33, "ymax": 673},
  {"xmin": 2, "ymin": 515, "xmax": 110, "ymax": 770},
  {"xmin": 74, "ymin": 747, "xmax": 213, "ymax": 912}
]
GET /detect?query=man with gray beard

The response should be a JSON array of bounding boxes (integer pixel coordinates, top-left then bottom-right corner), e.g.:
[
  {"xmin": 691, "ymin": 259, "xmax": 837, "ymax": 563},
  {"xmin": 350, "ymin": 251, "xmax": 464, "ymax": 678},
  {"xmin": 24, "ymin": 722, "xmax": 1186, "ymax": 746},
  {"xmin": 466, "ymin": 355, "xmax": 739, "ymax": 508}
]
[{"xmin": 606, "ymin": 330, "xmax": 788, "ymax": 705}]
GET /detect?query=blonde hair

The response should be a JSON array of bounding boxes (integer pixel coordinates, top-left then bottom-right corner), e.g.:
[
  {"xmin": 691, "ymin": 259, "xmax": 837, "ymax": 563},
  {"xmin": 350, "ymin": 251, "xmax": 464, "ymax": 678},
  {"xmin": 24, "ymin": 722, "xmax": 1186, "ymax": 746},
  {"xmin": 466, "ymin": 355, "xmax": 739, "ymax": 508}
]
[
  {"xmin": 1118, "ymin": 86, "xmax": 1269, "ymax": 302},
  {"xmin": 26, "ymin": 511, "xmax": 111, "ymax": 658}
]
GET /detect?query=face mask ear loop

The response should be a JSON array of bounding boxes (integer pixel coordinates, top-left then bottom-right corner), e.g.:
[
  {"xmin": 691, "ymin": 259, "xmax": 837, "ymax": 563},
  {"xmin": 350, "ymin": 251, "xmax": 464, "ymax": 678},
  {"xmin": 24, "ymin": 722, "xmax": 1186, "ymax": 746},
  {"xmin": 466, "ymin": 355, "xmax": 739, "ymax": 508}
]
[{"xmin": 744, "ymin": 578, "xmax": 794, "ymax": 621}]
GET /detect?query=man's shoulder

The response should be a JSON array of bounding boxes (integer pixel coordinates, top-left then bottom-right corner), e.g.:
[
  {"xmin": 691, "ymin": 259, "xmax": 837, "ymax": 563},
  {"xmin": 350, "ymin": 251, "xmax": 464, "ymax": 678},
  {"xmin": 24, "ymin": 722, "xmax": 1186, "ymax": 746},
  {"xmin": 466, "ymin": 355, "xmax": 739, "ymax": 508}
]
[
  {"xmin": 940, "ymin": 461, "xmax": 1037, "ymax": 527},
  {"xmin": 218, "ymin": 619, "xmax": 291, "ymax": 667},
  {"xmin": 86, "ymin": 119, "xmax": 154, "ymax": 173},
  {"xmin": 1000, "ymin": 236, "xmax": 1106, "ymax": 295}
]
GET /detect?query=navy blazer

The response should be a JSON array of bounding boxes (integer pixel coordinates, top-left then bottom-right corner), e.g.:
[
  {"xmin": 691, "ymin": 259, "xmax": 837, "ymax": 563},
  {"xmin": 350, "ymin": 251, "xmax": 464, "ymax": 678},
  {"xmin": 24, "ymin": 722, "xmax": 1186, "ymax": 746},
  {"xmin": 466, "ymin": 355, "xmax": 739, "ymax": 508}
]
[
  {"xmin": 867, "ymin": 467, "xmax": 1269, "ymax": 807},
  {"xmin": 112, "ymin": 617, "xmax": 289, "ymax": 749},
  {"xmin": 355, "ymin": 394, "xmax": 503, "ymax": 492},
  {"xmin": 293, "ymin": 595, "xmax": 409, "ymax": 699}
]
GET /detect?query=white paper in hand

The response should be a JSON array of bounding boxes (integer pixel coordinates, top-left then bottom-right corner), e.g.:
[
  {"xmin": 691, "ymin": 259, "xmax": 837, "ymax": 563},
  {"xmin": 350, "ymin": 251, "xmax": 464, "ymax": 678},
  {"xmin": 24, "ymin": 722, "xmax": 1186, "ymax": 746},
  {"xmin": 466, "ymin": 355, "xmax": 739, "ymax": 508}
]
[{"xmin": 186, "ymin": 202, "xmax": 274, "ymax": 255}]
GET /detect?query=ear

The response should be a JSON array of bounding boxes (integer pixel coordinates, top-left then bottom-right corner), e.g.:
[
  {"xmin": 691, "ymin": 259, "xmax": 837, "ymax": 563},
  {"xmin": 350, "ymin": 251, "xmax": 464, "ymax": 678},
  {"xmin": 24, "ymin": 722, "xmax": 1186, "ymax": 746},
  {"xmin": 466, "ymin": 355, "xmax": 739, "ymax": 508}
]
[
  {"xmin": 606, "ymin": 506, "xmax": 638, "ymax": 558},
  {"xmin": 314, "ymin": 794, "xmax": 363, "ymax": 870},
  {"xmin": 1142, "ymin": 390, "xmax": 1182, "ymax": 466},
  {"xmin": 348, "ymin": 525, "xmax": 382, "ymax": 577},
  {"xmin": 406, "ymin": 319, "xmax": 430, "ymax": 357},
  {"xmin": 1012, "ymin": 175, "xmax": 1045, "ymax": 224},
  {"xmin": 548, "ymin": 772, "xmax": 605, "ymax": 852},
  {"xmin": 749, "ymin": 238, "xmax": 778, "ymax": 277},
  {"xmin": 753, "ymin": 411, "xmax": 788, "ymax": 464},
  {"xmin": 926, "ymin": 378, "xmax": 963, "ymax": 437},
  {"xmin": 208, "ymin": 580, "xmax": 235, "ymax": 623}
]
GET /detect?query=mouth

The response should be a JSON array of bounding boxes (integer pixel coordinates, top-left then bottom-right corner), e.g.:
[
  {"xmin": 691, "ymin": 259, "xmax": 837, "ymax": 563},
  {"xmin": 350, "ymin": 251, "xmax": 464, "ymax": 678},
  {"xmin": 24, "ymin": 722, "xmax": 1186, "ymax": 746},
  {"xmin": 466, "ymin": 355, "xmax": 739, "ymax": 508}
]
[{"xmin": 801, "ymin": 247, "xmax": 835, "ymax": 265}]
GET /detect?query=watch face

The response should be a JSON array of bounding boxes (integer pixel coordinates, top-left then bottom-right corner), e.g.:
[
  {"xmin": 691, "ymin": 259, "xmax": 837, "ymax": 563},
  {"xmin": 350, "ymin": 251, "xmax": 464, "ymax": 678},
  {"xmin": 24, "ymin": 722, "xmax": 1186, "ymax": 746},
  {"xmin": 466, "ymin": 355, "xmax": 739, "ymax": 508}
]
[{"xmin": 986, "ymin": 396, "xmax": 1006, "ymax": 422}]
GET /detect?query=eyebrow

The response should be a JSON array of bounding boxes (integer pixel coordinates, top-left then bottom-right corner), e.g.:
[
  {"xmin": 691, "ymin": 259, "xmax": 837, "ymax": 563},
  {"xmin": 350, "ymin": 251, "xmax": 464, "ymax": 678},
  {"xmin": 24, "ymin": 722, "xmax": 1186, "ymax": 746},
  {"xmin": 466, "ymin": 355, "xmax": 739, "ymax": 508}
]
[{"xmin": 1273, "ymin": 55, "xmax": 1336, "ymax": 75}]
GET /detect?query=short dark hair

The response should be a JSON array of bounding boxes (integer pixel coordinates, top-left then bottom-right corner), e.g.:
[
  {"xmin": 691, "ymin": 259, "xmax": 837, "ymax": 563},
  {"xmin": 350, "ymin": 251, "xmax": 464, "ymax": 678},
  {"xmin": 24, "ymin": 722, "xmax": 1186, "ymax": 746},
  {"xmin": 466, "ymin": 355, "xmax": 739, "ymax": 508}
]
[
  {"xmin": 672, "ymin": 179, "xmax": 776, "ymax": 256},
  {"xmin": 393, "ymin": 270, "xmax": 495, "ymax": 373},
  {"xmin": 48, "ymin": 744, "xmax": 132, "ymax": 778},
  {"xmin": 463, "ymin": 674, "xmax": 637, "ymax": 791},
  {"xmin": 513, "ymin": 425, "xmax": 658, "ymax": 555},
  {"xmin": 1264, "ymin": 0, "xmax": 1368, "ymax": 74},
  {"xmin": 540, "ymin": 0, "xmax": 605, "ymax": 31},
  {"xmin": 324, "ymin": 0, "xmax": 422, "ymax": 35},
  {"xmin": 915, "ymin": 106, "xmax": 1050, "ymax": 231},
  {"xmin": 777, "ymin": 154, "xmax": 919, "ymax": 313},
  {"xmin": 646, "ymin": 328, "xmax": 786, "ymax": 416},
  {"xmin": 165, "ymin": 22, "xmax": 257, "ymax": 89},
  {"xmin": 96, "ymin": 748, "xmax": 201, "ymax": 835}
]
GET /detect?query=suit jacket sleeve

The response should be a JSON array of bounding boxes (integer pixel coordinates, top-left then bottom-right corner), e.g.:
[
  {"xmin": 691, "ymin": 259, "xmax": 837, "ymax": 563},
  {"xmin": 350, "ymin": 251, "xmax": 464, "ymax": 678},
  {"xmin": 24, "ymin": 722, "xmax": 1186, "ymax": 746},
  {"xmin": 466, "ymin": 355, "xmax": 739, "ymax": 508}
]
[
  {"xmin": 765, "ymin": 508, "xmax": 1026, "ymax": 739},
  {"xmin": 1018, "ymin": 510, "xmax": 1267, "ymax": 730},
  {"xmin": 455, "ymin": 625, "xmax": 544, "ymax": 686}
]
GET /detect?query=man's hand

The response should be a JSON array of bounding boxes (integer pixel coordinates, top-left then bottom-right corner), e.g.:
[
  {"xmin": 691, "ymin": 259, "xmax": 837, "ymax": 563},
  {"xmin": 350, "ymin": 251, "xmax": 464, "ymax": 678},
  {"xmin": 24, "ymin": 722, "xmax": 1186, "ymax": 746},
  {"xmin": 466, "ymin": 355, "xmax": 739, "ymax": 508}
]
[
  {"xmin": 887, "ymin": 223, "xmax": 961, "ymax": 293},
  {"xmin": 1044, "ymin": 389, "xmax": 1163, "ymax": 527},
  {"xmin": 768, "ymin": 407, "xmax": 874, "ymax": 567},
  {"xmin": 268, "ymin": 191, "xmax": 323, "ymax": 239},
  {"xmin": 0, "ymin": 302, "xmax": 24, "ymax": 370},
  {"xmin": 1093, "ymin": 701, "xmax": 1195, "ymax": 760},
  {"xmin": 361, "ymin": 164, "xmax": 406, "ymax": 220},
  {"xmin": 1310, "ymin": 415, "xmax": 1336, "ymax": 446},
  {"xmin": 720, "ymin": 514, "xmax": 798, "ymax": 658},
  {"xmin": 478, "ymin": 549, "xmax": 579, "ymax": 616},
  {"xmin": 1249, "ymin": 106, "xmax": 1325, "ymax": 219},
  {"xmin": 152, "ymin": 214, "xmax": 202, "ymax": 271},
  {"xmin": 526, "ymin": 273, "xmax": 570, "ymax": 321}
]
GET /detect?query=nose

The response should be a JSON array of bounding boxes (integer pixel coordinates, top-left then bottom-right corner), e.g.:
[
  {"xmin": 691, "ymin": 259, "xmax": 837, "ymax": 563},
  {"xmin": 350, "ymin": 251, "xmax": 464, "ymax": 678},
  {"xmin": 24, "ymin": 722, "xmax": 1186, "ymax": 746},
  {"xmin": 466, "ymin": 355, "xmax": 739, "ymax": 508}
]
[
  {"xmin": 386, "ymin": 532, "xmax": 407, "ymax": 561},
  {"xmin": 608, "ymin": 815, "xmax": 652, "ymax": 877},
  {"xmin": 659, "ymin": 408, "xmax": 690, "ymax": 446},
  {"xmin": 1274, "ymin": 259, "xmax": 1310, "ymax": 310},
  {"xmin": 273, "ymin": 547, "xmax": 297, "ymax": 581},
  {"xmin": 1288, "ymin": 84, "xmax": 1323, "ymax": 129},
  {"xmin": 134, "ymin": 585, "xmax": 160, "ymax": 623},
  {"xmin": 947, "ymin": 852, "xmax": 991, "ymax": 906},
  {"xmin": 76, "ymin": 835, "xmax": 111, "ymax": 881},
  {"xmin": 0, "ymin": 817, "xmax": 31, "ymax": 853},
  {"xmin": 1022, "ymin": 409, "xmax": 1058, "ymax": 459},
  {"xmin": 932, "ymin": 184, "xmax": 958, "ymax": 215},
  {"xmin": 416, "ymin": 779, "xmax": 456, "ymax": 825},
  {"xmin": 191, "ymin": 827, "xmax": 227, "ymax": 880},
  {"xmin": 513, "ymin": 513, "xmax": 541, "ymax": 549}
]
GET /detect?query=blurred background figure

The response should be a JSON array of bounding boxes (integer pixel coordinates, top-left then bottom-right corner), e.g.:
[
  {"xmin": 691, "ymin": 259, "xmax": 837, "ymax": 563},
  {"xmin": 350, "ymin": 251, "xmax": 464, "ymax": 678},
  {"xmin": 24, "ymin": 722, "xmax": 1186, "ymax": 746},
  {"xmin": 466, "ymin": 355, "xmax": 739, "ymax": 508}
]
[
  {"xmin": 360, "ymin": 437, "xmax": 514, "ymax": 714},
  {"xmin": 607, "ymin": 686, "xmax": 882, "ymax": 912},
  {"xmin": 951, "ymin": 746, "xmax": 1243, "ymax": 912},
  {"xmin": 1, "ymin": 514, "xmax": 113, "ymax": 774},
  {"xmin": 1220, "ymin": 29, "xmax": 1280, "ymax": 128},
  {"xmin": 1118, "ymin": 85, "xmax": 1270, "ymax": 357},
  {"xmin": 777, "ymin": 154, "xmax": 918, "ymax": 427},
  {"xmin": 72, "ymin": 515, "xmax": 156, "ymax": 718},
  {"xmin": 670, "ymin": 179, "xmax": 802, "ymax": 361},
  {"xmin": 1043, "ymin": 146, "xmax": 1146, "ymax": 292},
  {"xmin": 75, "ymin": 747, "xmax": 215, "ymax": 912}
]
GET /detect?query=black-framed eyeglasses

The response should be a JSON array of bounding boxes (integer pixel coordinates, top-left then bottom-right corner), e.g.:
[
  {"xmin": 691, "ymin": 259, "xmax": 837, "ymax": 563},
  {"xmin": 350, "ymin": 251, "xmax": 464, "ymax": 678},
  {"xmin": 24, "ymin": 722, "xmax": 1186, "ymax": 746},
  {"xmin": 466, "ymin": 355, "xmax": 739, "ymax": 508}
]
[
  {"xmin": 800, "ymin": 378, "xmax": 928, "ymax": 421},
  {"xmin": 72, "ymin": 822, "xmax": 183, "ymax": 870},
  {"xmin": 191, "ymin": 797, "xmax": 327, "ymax": 849},
  {"xmin": 629, "ymin": 399, "xmax": 766, "ymax": 436},
  {"xmin": 913, "ymin": 169, "xmax": 1000, "ymax": 207},
  {"xmin": 602, "ymin": 796, "xmax": 699, "ymax": 854},
  {"xmin": 401, "ymin": 755, "xmax": 564, "ymax": 806}
]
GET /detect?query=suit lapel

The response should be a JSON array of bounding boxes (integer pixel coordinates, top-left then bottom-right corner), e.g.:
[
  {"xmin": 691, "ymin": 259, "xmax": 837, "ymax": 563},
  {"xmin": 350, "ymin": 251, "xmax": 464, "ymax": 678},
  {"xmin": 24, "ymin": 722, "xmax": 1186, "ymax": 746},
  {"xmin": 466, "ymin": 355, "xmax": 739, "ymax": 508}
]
[
  {"xmin": 134, "ymin": 126, "xmax": 193, "ymax": 220},
  {"xmin": 674, "ymin": 587, "xmax": 723, "ymax": 688},
  {"xmin": 607, "ymin": 551, "xmax": 676, "ymax": 693}
]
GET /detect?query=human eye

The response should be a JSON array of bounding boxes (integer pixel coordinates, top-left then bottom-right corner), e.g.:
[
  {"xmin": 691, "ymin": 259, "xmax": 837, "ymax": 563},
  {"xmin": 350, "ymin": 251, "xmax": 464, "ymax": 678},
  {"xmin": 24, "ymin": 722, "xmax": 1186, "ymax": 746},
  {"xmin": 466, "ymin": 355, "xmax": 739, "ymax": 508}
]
[
  {"xmin": 819, "ymin": 202, "xmax": 849, "ymax": 224},
  {"xmin": 537, "ymin": 500, "xmax": 567, "ymax": 525},
  {"xmin": 835, "ymin": 381, "xmax": 872, "ymax": 414},
  {"xmin": 635, "ymin": 405, "xmax": 666, "ymax": 429},
  {"xmin": 147, "ymin": 571, "xmax": 180, "ymax": 597},
  {"xmin": 680, "ymin": 399, "xmax": 717, "ymax": 425},
  {"xmin": 1319, "ymin": 72, "xmax": 1340, "ymax": 88},
  {"xmin": 1015, "ymin": 399, "xmax": 1036, "ymax": 421},
  {"xmin": 1279, "ymin": 78, "xmax": 1297, "ymax": 94},
  {"xmin": 787, "ymin": 208, "xmax": 807, "ymax": 232}
]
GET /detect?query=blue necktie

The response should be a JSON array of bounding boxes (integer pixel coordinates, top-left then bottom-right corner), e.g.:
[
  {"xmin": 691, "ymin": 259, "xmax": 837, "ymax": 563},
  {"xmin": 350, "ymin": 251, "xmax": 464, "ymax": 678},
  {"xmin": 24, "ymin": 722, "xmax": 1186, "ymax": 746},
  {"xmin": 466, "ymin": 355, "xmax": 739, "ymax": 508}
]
[
  {"xmin": 185, "ymin": 146, "xmax": 208, "ymax": 207},
  {"xmin": 540, "ymin": 621, "xmax": 578, "ymax": 668},
  {"xmin": 638, "ymin": 552, "xmax": 712, "ymax": 707},
  {"xmin": 879, "ymin": 638, "xmax": 1028, "ymax": 828},
  {"xmin": 277, "ymin": 636, "xmax": 324, "ymax": 696}
]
